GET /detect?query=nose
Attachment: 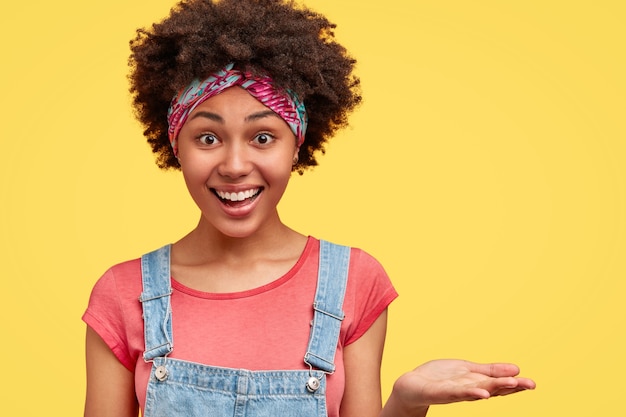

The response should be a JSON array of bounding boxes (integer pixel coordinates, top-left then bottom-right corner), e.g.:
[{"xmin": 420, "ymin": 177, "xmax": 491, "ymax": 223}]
[{"xmin": 217, "ymin": 142, "xmax": 253, "ymax": 178}]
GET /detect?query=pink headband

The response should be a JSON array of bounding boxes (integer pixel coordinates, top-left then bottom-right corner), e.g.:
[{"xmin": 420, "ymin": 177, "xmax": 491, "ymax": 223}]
[{"xmin": 167, "ymin": 63, "xmax": 308, "ymax": 156}]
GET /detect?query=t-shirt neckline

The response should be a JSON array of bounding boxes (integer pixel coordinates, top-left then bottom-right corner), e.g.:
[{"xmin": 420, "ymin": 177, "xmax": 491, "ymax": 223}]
[{"xmin": 170, "ymin": 236, "xmax": 315, "ymax": 300}]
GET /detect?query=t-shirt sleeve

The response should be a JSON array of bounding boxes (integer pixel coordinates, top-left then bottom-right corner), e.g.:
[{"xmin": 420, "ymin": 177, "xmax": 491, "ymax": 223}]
[
  {"xmin": 343, "ymin": 248, "xmax": 398, "ymax": 346},
  {"xmin": 82, "ymin": 265, "xmax": 137, "ymax": 371}
]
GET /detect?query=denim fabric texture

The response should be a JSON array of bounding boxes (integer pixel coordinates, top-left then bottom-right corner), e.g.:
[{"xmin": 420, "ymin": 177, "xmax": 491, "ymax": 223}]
[{"xmin": 139, "ymin": 240, "xmax": 350, "ymax": 417}]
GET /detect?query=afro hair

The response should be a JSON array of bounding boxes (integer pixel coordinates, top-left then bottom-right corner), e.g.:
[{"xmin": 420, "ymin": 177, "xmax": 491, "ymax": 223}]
[{"xmin": 128, "ymin": 0, "xmax": 361, "ymax": 172}]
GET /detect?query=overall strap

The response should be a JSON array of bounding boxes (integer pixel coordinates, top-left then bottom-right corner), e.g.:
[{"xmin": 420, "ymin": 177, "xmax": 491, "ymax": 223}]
[
  {"xmin": 139, "ymin": 245, "xmax": 174, "ymax": 361},
  {"xmin": 304, "ymin": 240, "xmax": 351, "ymax": 374}
]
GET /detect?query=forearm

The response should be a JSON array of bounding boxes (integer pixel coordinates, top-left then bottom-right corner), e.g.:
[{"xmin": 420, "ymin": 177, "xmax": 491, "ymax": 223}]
[{"xmin": 379, "ymin": 389, "xmax": 429, "ymax": 417}]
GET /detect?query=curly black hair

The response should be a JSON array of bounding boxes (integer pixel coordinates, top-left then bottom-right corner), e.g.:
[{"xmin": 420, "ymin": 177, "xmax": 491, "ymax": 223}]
[{"xmin": 129, "ymin": 0, "xmax": 361, "ymax": 172}]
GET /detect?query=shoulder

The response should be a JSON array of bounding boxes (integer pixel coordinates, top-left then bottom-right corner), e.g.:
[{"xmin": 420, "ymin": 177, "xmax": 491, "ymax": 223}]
[
  {"xmin": 83, "ymin": 257, "xmax": 146, "ymax": 370},
  {"xmin": 90, "ymin": 258, "xmax": 143, "ymax": 300},
  {"xmin": 312, "ymin": 238, "xmax": 390, "ymax": 280},
  {"xmin": 345, "ymin": 245, "xmax": 396, "ymax": 303},
  {"xmin": 348, "ymin": 246, "xmax": 388, "ymax": 276},
  {"xmin": 311, "ymin": 239, "xmax": 398, "ymax": 345},
  {"xmin": 84, "ymin": 256, "xmax": 145, "ymax": 326},
  {"xmin": 314, "ymin": 238, "xmax": 397, "ymax": 306}
]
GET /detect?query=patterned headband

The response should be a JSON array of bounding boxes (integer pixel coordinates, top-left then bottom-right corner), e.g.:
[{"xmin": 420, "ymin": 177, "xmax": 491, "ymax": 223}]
[{"xmin": 167, "ymin": 63, "xmax": 308, "ymax": 156}]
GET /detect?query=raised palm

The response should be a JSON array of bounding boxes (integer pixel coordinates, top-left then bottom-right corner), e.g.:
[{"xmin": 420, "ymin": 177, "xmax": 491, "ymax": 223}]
[{"xmin": 393, "ymin": 359, "xmax": 535, "ymax": 407}]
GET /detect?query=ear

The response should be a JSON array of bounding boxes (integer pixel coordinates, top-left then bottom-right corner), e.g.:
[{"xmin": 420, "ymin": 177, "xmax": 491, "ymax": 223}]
[{"xmin": 292, "ymin": 146, "xmax": 300, "ymax": 166}]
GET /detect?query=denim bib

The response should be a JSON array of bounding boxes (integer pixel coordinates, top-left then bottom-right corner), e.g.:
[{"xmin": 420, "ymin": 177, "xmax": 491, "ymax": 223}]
[{"xmin": 139, "ymin": 240, "xmax": 350, "ymax": 417}]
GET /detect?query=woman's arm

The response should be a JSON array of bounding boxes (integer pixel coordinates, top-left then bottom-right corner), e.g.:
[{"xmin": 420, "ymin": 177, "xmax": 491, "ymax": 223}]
[
  {"xmin": 380, "ymin": 360, "xmax": 535, "ymax": 417},
  {"xmin": 340, "ymin": 310, "xmax": 429, "ymax": 417},
  {"xmin": 84, "ymin": 326, "xmax": 139, "ymax": 417},
  {"xmin": 339, "ymin": 309, "xmax": 389, "ymax": 417},
  {"xmin": 340, "ymin": 310, "xmax": 536, "ymax": 417}
]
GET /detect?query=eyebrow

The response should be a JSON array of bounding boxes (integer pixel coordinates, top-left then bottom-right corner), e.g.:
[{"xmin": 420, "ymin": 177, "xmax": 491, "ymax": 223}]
[
  {"xmin": 245, "ymin": 110, "xmax": 279, "ymax": 122},
  {"xmin": 190, "ymin": 111, "xmax": 223, "ymax": 123},
  {"xmin": 189, "ymin": 110, "xmax": 279, "ymax": 123}
]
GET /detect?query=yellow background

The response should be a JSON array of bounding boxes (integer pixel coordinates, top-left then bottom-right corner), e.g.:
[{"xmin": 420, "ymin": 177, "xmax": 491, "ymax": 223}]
[{"xmin": 1, "ymin": 0, "xmax": 624, "ymax": 415}]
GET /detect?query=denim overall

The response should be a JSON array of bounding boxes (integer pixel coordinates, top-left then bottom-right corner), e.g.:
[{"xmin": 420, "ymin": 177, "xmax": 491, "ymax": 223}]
[{"xmin": 139, "ymin": 240, "xmax": 350, "ymax": 417}]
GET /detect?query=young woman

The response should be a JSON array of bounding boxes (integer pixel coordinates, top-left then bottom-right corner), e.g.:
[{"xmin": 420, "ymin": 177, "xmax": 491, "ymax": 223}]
[{"xmin": 83, "ymin": 1, "xmax": 535, "ymax": 416}]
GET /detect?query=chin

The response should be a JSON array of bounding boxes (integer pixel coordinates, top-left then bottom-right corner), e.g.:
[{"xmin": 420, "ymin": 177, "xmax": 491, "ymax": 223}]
[{"xmin": 215, "ymin": 222, "xmax": 264, "ymax": 240}]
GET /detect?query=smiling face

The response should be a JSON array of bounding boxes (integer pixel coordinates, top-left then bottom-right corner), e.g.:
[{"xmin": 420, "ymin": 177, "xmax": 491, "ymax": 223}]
[{"xmin": 176, "ymin": 86, "xmax": 299, "ymax": 239}]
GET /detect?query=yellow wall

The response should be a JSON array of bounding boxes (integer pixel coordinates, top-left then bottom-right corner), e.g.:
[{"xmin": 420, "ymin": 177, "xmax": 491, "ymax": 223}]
[{"xmin": 1, "ymin": 0, "xmax": 624, "ymax": 415}]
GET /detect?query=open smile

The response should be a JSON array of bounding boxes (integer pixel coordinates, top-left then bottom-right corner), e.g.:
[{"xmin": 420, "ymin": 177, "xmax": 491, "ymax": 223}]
[{"xmin": 212, "ymin": 188, "xmax": 262, "ymax": 206}]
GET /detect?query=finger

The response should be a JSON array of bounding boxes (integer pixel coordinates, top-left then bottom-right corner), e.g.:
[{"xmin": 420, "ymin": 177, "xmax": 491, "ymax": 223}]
[
  {"xmin": 423, "ymin": 384, "xmax": 491, "ymax": 404},
  {"xmin": 491, "ymin": 384, "xmax": 535, "ymax": 397},
  {"xmin": 458, "ymin": 383, "xmax": 533, "ymax": 402},
  {"xmin": 467, "ymin": 362, "xmax": 521, "ymax": 378},
  {"xmin": 463, "ymin": 387, "xmax": 491, "ymax": 401},
  {"xmin": 449, "ymin": 380, "xmax": 526, "ymax": 403},
  {"xmin": 477, "ymin": 375, "xmax": 537, "ymax": 396},
  {"xmin": 514, "ymin": 377, "xmax": 537, "ymax": 390}
]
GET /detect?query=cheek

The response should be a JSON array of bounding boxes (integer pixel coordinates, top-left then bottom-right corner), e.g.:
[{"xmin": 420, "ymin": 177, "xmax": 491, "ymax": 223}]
[
  {"xmin": 263, "ymin": 155, "xmax": 295, "ymax": 182},
  {"xmin": 180, "ymin": 160, "xmax": 212, "ymax": 193},
  {"xmin": 181, "ymin": 171, "xmax": 203, "ymax": 201}
]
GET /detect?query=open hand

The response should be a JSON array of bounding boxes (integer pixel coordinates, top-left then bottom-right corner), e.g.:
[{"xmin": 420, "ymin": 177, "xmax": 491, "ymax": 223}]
[{"xmin": 392, "ymin": 359, "xmax": 536, "ymax": 407}]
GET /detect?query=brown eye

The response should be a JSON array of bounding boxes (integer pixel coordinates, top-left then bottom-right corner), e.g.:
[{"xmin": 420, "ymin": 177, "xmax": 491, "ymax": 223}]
[
  {"xmin": 198, "ymin": 133, "xmax": 219, "ymax": 145},
  {"xmin": 253, "ymin": 133, "xmax": 274, "ymax": 145}
]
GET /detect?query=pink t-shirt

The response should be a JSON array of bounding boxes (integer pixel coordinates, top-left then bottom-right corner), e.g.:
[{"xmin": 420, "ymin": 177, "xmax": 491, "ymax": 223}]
[{"xmin": 83, "ymin": 237, "xmax": 397, "ymax": 417}]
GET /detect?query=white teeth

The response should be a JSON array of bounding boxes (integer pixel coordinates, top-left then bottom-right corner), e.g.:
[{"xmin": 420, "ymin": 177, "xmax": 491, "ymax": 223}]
[{"xmin": 216, "ymin": 188, "xmax": 259, "ymax": 202}]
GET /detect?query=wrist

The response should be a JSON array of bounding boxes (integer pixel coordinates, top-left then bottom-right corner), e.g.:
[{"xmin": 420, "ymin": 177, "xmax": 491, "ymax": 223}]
[{"xmin": 382, "ymin": 389, "xmax": 429, "ymax": 417}]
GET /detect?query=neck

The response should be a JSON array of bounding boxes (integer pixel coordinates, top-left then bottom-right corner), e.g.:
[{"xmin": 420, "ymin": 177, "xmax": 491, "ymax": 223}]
[{"xmin": 173, "ymin": 215, "xmax": 305, "ymax": 264}]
